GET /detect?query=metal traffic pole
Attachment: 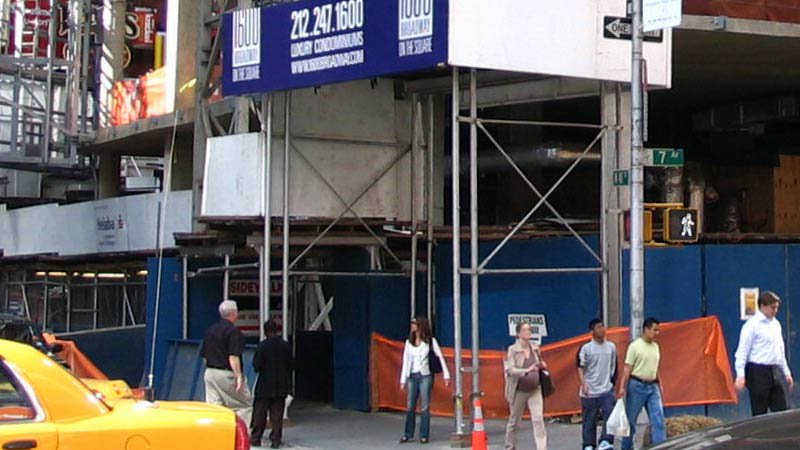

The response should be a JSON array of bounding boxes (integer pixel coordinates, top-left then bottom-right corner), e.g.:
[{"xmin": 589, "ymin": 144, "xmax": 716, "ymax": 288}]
[{"xmin": 630, "ymin": 0, "xmax": 645, "ymax": 339}]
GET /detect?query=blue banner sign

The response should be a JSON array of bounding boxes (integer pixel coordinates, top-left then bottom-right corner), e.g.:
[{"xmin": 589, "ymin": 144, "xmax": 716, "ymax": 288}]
[{"xmin": 222, "ymin": 0, "xmax": 449, "ymax": 95}]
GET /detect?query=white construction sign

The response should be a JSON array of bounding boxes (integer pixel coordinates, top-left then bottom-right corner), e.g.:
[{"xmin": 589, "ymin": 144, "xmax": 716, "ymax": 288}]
[
  {"xmin": 508, "ymin": 314, "xmax": 549, "ymax": 339},
  {"xmin": 644, "ymin": 0, "xmax": 682, "ymax": 32},
  {"xmin": 448, "ymin": 0, "xmax": 672, "ymax": 87}
]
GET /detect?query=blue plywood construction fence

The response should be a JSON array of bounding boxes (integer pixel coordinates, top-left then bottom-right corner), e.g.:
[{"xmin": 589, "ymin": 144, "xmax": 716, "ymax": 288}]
[
  {"xmin": 144, "ymin": 257, "xmax": 184, "ymax": 390},
  {"xmin": 436, "ymin": 237, "xmax": 603, "ymax": 350},
  {"xmin": 619, "ymin": 243, "xmax": 800, "ymax": 419},
  {"xmin": 149, "ymin": 238, "xmax": 800, "ymax": 422}
]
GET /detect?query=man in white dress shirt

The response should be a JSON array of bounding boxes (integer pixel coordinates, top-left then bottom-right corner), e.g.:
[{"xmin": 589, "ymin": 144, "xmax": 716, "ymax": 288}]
[{"xmin": 734, "ymin": 290, "xmax": 794, "ymax": 416}]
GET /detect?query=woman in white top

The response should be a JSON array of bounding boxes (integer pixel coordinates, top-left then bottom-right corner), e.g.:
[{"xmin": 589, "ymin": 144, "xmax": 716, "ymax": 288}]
[{"xmin": 399, "ymin": 317, "xmax": 450, "ymax": 444}]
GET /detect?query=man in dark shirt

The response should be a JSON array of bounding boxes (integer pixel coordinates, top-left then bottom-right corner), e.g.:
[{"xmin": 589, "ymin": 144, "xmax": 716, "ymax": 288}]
[
  {"xmin": 251, "ymin": 320, "xmax": 293, "ymax": 449},
  {"xmin": 201, "ymin": 300, "xmax": 252, "ymax": 425}
]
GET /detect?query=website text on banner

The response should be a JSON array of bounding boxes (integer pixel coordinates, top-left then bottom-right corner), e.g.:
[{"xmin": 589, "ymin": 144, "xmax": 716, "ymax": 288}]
[{"xmin": 371, "ymin": 316, "xmax": 737, "ymax": 418}]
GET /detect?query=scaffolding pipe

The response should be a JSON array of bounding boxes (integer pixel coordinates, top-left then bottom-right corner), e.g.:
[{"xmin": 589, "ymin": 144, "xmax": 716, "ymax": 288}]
[
  {"xmin": 10, "ymin": 70, "xmax": 19, "ymax": 154},
  {"xmin": 41, "ymin": 3, "xmax": 56, "ymax": 164},
  {"xmin": 451, "ymin": 66, "xmax": 466, "ymax": 437},
  {"xmin": 66, "ymin": 277, "xmax": 72, "ymax": 332},
  {"xmin": 479, "ymin": 267, "xmax": 603, "ymax": 275},
  {"xmin": 288, "ymin": 271, "xmax": 407, "ymax": 278},
  {"xmin": 260, "ymin": 93, "xmax": 273, "ymax": 340},
  {"xmin": 21, "ymin": 272, "xmax": 30, "ymax": 320},
  {"xmin": 193, "ymin": 262, "xmax": 259, "ymax": 275},
  {"xmin": 288, "ymin": 147, "xmax": 411, "ymax": 269},
  {"xmin": 81, "ymin": 0, "xmax": 91, "ymax": 134},
  {"xmin": 599, "ymin": 83, "xmax": 614, "ymax": 326},
  {"xmin": 223, "ymin": 254, "xmax": 230, "ymax": 300},
  {"xmin": 182, "ymin": 256, "xmax": 188, "ymax": 339},
  {"xmin": 145, "ymin": 106, "xmax": 177, "ymax": 397},
  {"xmin": 475, "ymin": 123, "xmax": 602, "ymax": 264},
  {"xmin": 44, "ymin": 276, "xmax": 50, "ymax": 330},
  {"xmin": 290, "ymin": 144, "xmax": 405, "ymax": 268},
  {"xmin": 468, "ymin": 69, "xmax": 481, "ymax": 406},
  {"xmin": 630, "ymin": 0, "xmax": 645, "ymax": 339},
  {"xmin": 471, "ymin": 117, "xmax": 605, "ymax": 130},
  {"xmin": 282, "ymin": 92, "xmax": 291, "ymax": 341},
  {"xmin": 477, "ymin": 129, "xmax": 606, "ymax": 272},
  {"xmin": 121, "ymin": 277, "xmax": 127, "ymax": 328},
  {"xmin": 94, "ymin": 275, "xmax": 101, "ymax": 329},
  {"xmin": 410, "ymin": 94, "xmax": 419, "ymax": 319},
  {"xmin": 426, "ymin": 95, "xmax": 435, "ymax": 321}
]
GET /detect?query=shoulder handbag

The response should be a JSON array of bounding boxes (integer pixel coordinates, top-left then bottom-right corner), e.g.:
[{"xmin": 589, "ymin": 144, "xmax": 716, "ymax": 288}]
[
  {"xmin": 535, "ymin": 348, "xmax": 555, "ymax": 397},
  {"xmin": 428, "ymin": 338, "xmax": 443, "ymax": 374}
]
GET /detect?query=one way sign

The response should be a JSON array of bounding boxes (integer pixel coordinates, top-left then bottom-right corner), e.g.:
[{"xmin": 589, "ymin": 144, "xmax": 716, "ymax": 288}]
[{"xmin": 603, "ymin": 16, "xmax": 664, "ymax": 43}]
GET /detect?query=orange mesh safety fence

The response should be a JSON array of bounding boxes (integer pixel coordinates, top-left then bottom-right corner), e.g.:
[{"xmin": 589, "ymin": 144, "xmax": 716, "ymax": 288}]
[
  {"xmin": 43, "ymin": 333, "xmax": 108, "ymax": 380},
  {"xmin": 371, "ymin": 316, "xmax": 737, "ymax": 418}
]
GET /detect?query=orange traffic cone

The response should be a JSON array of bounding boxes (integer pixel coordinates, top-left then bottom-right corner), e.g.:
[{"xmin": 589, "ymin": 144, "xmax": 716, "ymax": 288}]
[{"xmin": 471, "ymin": 397, "xmax": 488, "ymax": 450}]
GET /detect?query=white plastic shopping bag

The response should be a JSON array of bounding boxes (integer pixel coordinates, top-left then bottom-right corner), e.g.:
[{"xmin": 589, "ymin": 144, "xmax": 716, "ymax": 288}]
[{"xmin": 606, "ymin": 398, "xmax": 630, "ymax": 437}]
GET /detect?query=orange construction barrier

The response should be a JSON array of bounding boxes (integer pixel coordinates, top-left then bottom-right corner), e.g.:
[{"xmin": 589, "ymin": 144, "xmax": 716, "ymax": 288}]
[
  {"xmin": 371, "ymin": 316, "xmax": 737, "ymax": 418},
  {"xmin": 42, "ymin": 333, "xmax": 108, "ymax": 380}
]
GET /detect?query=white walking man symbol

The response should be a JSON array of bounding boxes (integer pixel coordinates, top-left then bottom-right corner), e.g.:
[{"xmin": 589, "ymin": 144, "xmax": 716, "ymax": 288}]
[{"xmin": 681, "ymin": 213, "xmax": 695, "ymax": 237}]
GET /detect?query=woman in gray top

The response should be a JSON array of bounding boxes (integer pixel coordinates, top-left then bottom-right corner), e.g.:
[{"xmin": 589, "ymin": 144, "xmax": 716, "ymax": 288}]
[{"xmin": 504, "ymin": 322, "xmax": 548, "ymax": 450}]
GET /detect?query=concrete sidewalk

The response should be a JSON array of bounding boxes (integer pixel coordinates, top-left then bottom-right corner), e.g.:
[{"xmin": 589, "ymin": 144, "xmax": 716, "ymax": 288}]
[{"xmin": 254, "ymin": 401, "xmax": 589, "ymax": 450}]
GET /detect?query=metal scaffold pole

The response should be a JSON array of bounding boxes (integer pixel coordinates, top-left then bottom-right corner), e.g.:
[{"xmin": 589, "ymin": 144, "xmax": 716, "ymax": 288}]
[
  {"xmin": 260, "ymin": 93, "xmax": 273, "ymax": 340},
  {"xmin": 630, "ymin": 0, "xmax": 645, "ymax": 339},
  {"xmin": 410, "ymin": 94, "xmax": 419, "ymax": 319},
  {"xmin": 450, "ymin": 66, "xmax": 466, "ymax": 438},
  {"xmin": 468, "ymin": 68, "xmax": 480, "ymax": 407},
  {"xmin": 282, "ymin": 91, "xmax": 291, "ymax": 341},
  {"xmin": 426, "ymin": 95, "xmax": 435, "ymax": 322}
]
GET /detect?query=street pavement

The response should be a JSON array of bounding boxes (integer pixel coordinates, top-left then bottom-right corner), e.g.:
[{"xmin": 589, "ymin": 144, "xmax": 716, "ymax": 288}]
[{"xmin": 250, "ymin": 401, "xmax": 641, "ymax": 450}]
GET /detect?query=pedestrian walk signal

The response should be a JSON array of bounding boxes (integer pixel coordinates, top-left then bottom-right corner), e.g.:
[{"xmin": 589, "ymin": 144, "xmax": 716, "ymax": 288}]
[{"xmin": 664, "ymin": 208, "xmax": 699, "ymax": 243}]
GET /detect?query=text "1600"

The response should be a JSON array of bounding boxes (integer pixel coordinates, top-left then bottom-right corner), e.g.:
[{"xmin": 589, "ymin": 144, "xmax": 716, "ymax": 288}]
[{"xmin": 290, "ymin": 0, "xmax": 364, "ymax": 41}]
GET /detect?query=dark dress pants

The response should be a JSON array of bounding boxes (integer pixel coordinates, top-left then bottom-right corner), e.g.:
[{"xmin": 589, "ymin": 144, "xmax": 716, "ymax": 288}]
[
  {"xmin": 745, "ymin": 363, "xmax": 788, "ymax": 416},
  {"xmin": 251, "ymin": 396, "xmax": 287, "ymax": 445}
]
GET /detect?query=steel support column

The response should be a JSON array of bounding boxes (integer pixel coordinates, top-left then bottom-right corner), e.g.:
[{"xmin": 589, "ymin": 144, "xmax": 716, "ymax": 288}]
[
  {"xmin": 260, "ymin": 93, "xmax": 273, "ymax": 340},
  {"xmin": 410, "ymin": 94, "xmax": 419, "ymax": 319},
  {"xmin": 282, "ymin": 92, "xmax": 291, "ymax": 341},
  {"xmin": 182, "ymin": 255, "xmax": 188, "ymax": 339},
  {"xmin": 450, "ymin": 66, "xmax": 466, "ymax": 438},
  {"xmin": 426, "ymin": 95, "xmax": 435, "ymax": 321},
  {"xmin": 468, "ymin": 69, "xmax": 480, "ymax": 407},
  {"xmin": 601, "ymin": 82, "xmax": 623, "ymax": 326}
]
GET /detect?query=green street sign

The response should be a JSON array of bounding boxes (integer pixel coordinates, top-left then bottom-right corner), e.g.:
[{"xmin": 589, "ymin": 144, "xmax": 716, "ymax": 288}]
[
  {"xmin": 613, "ymin": 170, "xmax": 629, "ymax": 186},
  {"xmin": 645, "ymin": 148, "xmax": 684, "ymax": 167}
]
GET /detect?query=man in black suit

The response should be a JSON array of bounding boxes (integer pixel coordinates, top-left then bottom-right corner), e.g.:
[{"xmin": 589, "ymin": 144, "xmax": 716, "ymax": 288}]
[{"xmin": 251, "ymin": 320, "xmax": 293, "ymax": 449}]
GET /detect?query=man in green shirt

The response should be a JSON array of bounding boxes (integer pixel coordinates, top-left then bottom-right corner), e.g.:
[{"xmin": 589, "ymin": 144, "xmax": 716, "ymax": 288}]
[{"xmin": 617, "ymin": 317, "xmax": 665, "ymax": 449}]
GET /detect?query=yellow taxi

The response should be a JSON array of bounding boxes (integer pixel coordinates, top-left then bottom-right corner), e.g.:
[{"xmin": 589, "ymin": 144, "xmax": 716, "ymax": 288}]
[{"xmin": 0, "ymin": 339, "xmax": 249, "ymax": 449}]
